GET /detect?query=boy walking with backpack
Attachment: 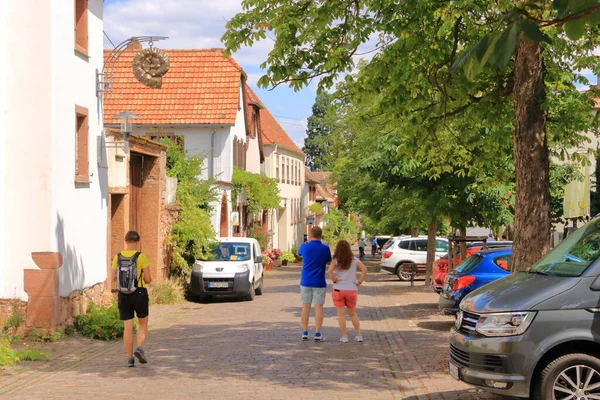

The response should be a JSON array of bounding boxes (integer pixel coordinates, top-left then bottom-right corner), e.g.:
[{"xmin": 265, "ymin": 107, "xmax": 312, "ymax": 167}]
[{"xmin": 112, "ymin": 231, "xmax": 152, "ymax": 367}]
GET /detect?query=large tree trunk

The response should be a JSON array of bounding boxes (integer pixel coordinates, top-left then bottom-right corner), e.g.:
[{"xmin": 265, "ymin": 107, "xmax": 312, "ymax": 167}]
[
  {"xmin": 512, "ymin": 34, "xmax": 552, "ymax": 271},
  {"xmin": 425, "ymin": 222, "xmax": 438, "ymax": 286}
]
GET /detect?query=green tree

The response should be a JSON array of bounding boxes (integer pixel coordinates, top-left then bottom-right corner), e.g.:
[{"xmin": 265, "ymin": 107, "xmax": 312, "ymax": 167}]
[
  {"xmin": 304, "ymin": 93, "xmax": 334, "ymax": 171},
  {"xmin": 162, "ymin": 139, "xmax": 218, "ymax": 280},
  {"xmin": 223, "ymin": 0, "xmax": 600, "ymax": 271}
]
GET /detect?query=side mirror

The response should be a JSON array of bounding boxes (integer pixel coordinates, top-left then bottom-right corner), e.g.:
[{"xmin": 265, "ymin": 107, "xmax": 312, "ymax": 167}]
[
  {"xmin": 255, "ymin": 256, "xmax": 263, "ymax": 264},
  {"xmin": 591, "ymin": 275, "xmax": 600, "ymax": 291}
]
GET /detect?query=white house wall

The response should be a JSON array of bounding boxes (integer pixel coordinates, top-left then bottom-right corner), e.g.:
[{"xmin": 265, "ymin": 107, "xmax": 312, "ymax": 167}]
[
  {"xmin": 0, "ymin": 2, "xmax": 7, "ymax": 297},
  {"xmin": 2, "ymin": 0, "xmax": 106, "ymax": 299},
  {"xmin": 52, "ymin": 0, "xmax": 107, "ymax": 296},
  {"xmin": 264, "ymin": 145, "xmax": 305, "ymax": 251}
]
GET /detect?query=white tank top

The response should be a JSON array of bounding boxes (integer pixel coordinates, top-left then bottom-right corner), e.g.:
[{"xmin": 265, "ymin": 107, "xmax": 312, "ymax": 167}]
[{"xmin": 333, "ymin": 257, "xmax": 359, "ymax": 291}]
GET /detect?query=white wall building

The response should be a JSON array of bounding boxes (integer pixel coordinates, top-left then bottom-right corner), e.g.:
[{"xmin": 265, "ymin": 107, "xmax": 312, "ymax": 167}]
[
  {"xmin": 245, "ymin": 86, "xmax": 306, "ymax": 251},
  {"xmin": 1, "ymin": 0, "xmax": 107, "ymax": 304},
  {"xmin": 104, "ymin": 49, "xmax": 255, "ymax": 238}
]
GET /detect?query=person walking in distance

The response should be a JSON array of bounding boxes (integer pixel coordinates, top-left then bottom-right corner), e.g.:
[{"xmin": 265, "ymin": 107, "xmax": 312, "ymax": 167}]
[
  {"xmin": 328, "ymin": 240, "xmax": 367, "ymax": 343},
  {"xmin": 112, "ymin": 231, "xmax": 152, "ymax": 367},
  {"xmin": 298, "ymin": 226, "xmax": 332, "ymax": 341}
]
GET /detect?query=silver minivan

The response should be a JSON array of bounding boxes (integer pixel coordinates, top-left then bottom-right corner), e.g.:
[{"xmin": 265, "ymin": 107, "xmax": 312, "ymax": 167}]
[{"xmin": 450, "ymin": 217, "xmax": 600, "ymax": 399}]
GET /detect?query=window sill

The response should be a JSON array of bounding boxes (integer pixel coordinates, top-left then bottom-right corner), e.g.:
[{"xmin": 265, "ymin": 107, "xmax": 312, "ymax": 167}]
[
  {"xmin": 75, "ymin": 175, "xmax": 90, "ymax": 184},
  {"xmin": 74, "ymin": 44, "xmax": 89, "ymax": 58}
]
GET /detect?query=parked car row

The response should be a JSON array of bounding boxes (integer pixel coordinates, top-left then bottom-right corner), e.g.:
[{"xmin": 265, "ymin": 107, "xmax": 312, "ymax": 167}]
[
  {"xmin": 380, "ymin": 236, "xmax": 448, "ymax": 280},
  {"xmin": 439, "ymin": 218, "xmax": 600, "ymax": 399},
  {"xmin": 431, "ymin": 241, "xmax": 513, "ymax": 292}
]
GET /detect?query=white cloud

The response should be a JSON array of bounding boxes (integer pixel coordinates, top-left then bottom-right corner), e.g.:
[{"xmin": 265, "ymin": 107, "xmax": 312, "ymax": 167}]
[{"xmin": 103, "ymin": 0, "xmax": 273, "ymax": 66}]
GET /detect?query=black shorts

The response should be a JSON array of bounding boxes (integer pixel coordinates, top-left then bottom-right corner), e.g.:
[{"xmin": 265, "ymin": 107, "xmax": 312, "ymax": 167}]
[{"xmin": 117, "ymin": 288, "xmax": 149, "ymax": 320}]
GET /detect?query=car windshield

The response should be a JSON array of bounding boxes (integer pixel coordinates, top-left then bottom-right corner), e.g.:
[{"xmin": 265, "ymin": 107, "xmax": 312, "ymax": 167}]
[
  {"xmin": 210, "ymin": 242, "xmax": 252, "ymax": 262},
  {"xmin": 453, "ymin": 255, "xmax": 484, "ymax": 274},
  {"xmin": 529, "ymin": 218, "xmax": 600, "ymax": 277}
]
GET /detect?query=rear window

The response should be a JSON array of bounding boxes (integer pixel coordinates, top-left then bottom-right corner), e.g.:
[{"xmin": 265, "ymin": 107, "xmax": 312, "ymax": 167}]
[
  {"xmin": 453, "ymin": 255, "xmax": 484, "ymax": 274},
  {"xmin": 384, "ymin": 241, "xmax": 395, "ymax": 250}
]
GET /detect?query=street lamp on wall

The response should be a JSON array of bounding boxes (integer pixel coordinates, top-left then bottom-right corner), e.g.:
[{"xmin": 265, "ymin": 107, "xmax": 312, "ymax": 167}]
[{"xmin": 111, "ymin": 111, "xmax": 139, "ymax": 153}]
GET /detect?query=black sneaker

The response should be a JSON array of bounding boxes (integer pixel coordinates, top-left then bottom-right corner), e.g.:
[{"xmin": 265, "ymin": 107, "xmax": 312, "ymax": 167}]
[
  {"xmin": 134, "ymin": 347, "xmax": 148, "ymax": 364},
  {"xmin": 127, "ymin": 357, "xmax": 135, "ymax": 367}
]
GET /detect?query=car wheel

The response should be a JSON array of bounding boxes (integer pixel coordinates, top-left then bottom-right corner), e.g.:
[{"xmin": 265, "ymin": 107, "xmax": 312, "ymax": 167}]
[
  {"xmin": 536, "ymin": 353, "xmax": 600, "ymax": 400},
  {"xmin": 246, "ymin": 282, "xmax": 256, "ymax": 301},
  {"xmin": 255, "ymin": 277, "xmax": 263, "ymax": 296},
  {"xmin": 396, "ymin": 263, "xmax": 413, "ymax": 281}
]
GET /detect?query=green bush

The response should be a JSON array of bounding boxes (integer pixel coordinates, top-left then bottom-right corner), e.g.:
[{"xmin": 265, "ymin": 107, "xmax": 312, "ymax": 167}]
[
  {"xmin": 281, "ymin": 251, "xmax": 296, "ymax": 263},
  {"xmin": 2, "ymin": 305, "xmax": 24, "ymax": 334},
  {"xmin": 28, "ymin": 328, "xmax": 65, "ymax": 342},
  {"xmin": 14, "ymin": 349, "xmax": 47, "ymax": 361},
  {"xmin": 74, "ymin": 303, "xmax": 127, "ymax": 341},
  {"xmin": 148, "ymin": 280, "xmax": 184, "ymax": 305},
  {"xmin": 0, "ymin": 339, "xmax": 18, "ymax": 366}
]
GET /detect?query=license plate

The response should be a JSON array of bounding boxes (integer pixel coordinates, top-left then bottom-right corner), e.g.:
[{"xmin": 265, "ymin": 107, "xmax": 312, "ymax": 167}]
[
  {"xmin": 208, "ymin": 282, "xmax": 229, "ymax": 288},
  {"xmin": 449, "ymin": 362, "xmax": 460, "ymax": 380}
]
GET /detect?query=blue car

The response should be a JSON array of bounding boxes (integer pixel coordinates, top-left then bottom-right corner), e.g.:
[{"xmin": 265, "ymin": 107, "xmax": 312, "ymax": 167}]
[{"xmin": 438, "ymin": 248, "xmax": 512, "ymax": 315}]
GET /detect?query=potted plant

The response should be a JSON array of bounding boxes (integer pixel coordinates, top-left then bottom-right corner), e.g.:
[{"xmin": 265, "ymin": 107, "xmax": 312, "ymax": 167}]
[
  {"xmin": 271, "ymin": 248, "xmax": 283, "ymax": 267},
  {"xmin": 291, "ymin": 246, "xmax": 302, "ymax": 263},
  {"xmin": 281, "ymin": 251, "xmax": 295, "ymax": 266},
  {"xmin": 262, "ymin": 250, "xmax": 274, "ymax": 271}
]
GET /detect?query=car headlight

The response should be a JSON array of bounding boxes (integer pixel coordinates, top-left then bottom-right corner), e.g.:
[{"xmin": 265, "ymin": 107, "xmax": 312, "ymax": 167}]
[
  {"xmin": 193, "ymin": 262, "xmax": 203, "ymax": 273},
  {"xmin": 476, "ymin": 311, "xmax": 536, "ymax": 337},
  {"xmin": 237, "ymin": 264, "xmax": 249, "ymax": 273}
]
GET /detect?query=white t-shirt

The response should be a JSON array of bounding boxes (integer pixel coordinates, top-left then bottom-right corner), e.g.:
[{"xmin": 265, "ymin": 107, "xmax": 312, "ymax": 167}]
[{"xmin": 333, "ymin": 257, "xmax": 359, "ymax": 291}]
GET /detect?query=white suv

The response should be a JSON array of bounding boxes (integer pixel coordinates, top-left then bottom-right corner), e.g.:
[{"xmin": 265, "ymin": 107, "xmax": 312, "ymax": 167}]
[{"xmin": 380, "ymin": 236, "xmax": 448, "ymax": 281}]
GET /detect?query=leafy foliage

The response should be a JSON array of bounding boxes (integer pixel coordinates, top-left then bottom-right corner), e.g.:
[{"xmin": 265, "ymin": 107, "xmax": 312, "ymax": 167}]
[
  {"xmin": 304, "ymin": 94, "xmax": 335, "ymax": 171},
  {"xmin": 231, "ymin": 167, "xmax": 281, "ymax": 214},
  {"xmin": 247, "ymin": 225, "xmax": 271, "ymax": 250},
  {"xmin": 74, "ymin": 303, "xmax": 135, "ymax": 341},
  {"xmin": 322, "ymin": 208, "xmax": 359, "ymax": 245},
  {"xmin": 223, "ymin": 0, "xmax": 600, "ymax": 270},
  {"xmin": 162, "ymin": 138, "xmax": 218, "ymax": 279},
  {"xmin": 148, "ymin": 279, "xmax": 184, "ymax": 305},
  {"xmin": 0, "ymin": 339, "xmax": 18, "ymax": 366}
]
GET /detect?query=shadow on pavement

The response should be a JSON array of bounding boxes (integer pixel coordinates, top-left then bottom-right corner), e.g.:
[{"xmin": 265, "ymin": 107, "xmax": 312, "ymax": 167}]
[
  {"xmin": 17, "ymin": 321, "xmax": 422, "ymax": 394},
  {"xmin": 403, "ymin": 389, "xmax": 505, "ymax": 399}
]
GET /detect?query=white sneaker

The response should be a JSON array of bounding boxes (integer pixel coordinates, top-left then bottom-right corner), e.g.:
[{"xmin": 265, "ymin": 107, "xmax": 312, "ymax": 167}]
[
  {"xmin": 354, "ymin": 335, "xmax": 363, "ymax": 342},
  {"xmin": 339, "ymin": 336, "xmax": 349, "ymax": 343},
  {"xmin": 314, "ymin": 332, "xmax": 324, "ymax": 341}
]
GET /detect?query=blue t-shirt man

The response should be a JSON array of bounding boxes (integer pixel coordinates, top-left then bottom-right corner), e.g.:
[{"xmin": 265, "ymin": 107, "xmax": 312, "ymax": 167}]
[{"xmin": 298, "ymin": 239, "xmax": 332, "ymax": 288}]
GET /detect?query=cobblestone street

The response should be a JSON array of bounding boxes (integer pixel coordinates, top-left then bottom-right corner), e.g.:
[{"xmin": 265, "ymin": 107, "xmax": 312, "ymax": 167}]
[{"xmin": 0, "ymin": 264, "xmax": 498, "ymax": 400}]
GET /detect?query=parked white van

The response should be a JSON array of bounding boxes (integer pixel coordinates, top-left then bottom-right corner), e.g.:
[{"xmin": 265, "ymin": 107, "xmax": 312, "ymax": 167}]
[
  {"xmin": 380, "ymin": 236, "xmax": 449, "ymax": 281},
  {"xmin": 190, "ymin": 237, "xmax": 264, "ymax": 301}
]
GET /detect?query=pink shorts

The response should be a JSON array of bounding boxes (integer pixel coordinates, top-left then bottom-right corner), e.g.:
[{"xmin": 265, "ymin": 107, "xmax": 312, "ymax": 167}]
[{"xmin": 332, "ymin": 289, "xmax": 358, "ymax": 308}]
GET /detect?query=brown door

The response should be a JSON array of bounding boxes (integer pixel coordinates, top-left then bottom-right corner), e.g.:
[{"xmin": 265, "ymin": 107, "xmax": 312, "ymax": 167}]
[{"xmin": 129, "ymin": 153, "xmax": 143, "ymax": 233}]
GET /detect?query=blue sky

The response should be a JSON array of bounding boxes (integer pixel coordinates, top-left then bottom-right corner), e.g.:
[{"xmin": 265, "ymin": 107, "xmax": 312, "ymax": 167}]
[{"xmin": 103, "ymin": 0, "xmax": 315, "ymax": 148}]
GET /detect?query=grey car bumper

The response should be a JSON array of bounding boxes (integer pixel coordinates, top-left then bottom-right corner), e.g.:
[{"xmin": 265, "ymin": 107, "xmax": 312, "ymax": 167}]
[
  {"xmin": 449, "ymin": 329, "xmax": 532, "ymax": 398},
  {"xmin": 190, "ymin": 270, "xmax": 252, "ymax": 297}
]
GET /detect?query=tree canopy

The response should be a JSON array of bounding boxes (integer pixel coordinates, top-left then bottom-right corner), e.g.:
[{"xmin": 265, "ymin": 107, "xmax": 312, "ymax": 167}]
[{"xmin": 223, "ymin": 0, "xmax": 600, "ymax": 270}]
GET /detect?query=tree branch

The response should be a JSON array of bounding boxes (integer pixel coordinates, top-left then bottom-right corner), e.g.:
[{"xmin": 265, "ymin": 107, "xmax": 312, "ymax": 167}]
[{"xmin": 525, "ymin": 4, "xmax": 600, "ymax": 27}]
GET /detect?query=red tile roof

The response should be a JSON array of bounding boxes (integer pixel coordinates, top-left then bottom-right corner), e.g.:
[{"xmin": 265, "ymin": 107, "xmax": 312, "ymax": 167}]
[{"xmin": 104, "ymin": 49, "xmax": 245, "ymax": 125}]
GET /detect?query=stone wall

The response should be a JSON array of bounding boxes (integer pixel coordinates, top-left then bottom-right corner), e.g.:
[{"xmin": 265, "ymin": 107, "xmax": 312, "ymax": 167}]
[
  {"xmin": 0, "ymin": 299, "xmax": 27, "ymax": 332},
  {"xmin": 59, "ymin": 281, "xmax": 109, "ymax": 325}
]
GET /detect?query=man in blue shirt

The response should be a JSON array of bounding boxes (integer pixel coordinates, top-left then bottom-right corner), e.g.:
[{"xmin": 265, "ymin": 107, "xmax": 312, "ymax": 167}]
[{"xmin": 297, "ymin": 226, "xmax": 332, "ymax": 341}]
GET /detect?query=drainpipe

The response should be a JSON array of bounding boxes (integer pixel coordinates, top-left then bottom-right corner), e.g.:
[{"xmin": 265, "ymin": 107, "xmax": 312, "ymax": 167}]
[{"xmin": 210, "ymin": 128, "xmax": 216, "ymax": 178}]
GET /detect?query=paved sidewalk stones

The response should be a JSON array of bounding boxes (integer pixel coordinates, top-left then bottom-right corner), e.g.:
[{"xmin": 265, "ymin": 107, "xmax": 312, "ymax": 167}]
[{"xmin": 0, "ymin": 265, "xmax": 498, "ymax": 399}]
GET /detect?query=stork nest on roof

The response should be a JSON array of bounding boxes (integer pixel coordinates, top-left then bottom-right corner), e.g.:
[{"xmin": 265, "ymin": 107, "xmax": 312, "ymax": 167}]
[{"xmin": 132, "ymin": 48, "xmax": 170, "ymax": 89}]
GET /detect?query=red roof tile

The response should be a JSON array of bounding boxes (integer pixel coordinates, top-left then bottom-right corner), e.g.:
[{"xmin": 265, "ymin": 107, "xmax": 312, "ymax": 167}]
[{"xmin": 104, "ymin": 49, "xmax": 245, "ymax": 125}]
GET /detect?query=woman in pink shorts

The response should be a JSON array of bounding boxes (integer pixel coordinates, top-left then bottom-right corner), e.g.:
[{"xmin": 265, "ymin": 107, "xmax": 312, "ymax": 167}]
[{"xmin": 327, "ymin": 240, "xmax": 368, "ymax": 343}]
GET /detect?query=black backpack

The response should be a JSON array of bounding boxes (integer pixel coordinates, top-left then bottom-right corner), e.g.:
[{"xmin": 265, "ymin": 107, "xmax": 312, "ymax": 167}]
[{"xmin": 116, "ymin": 252, "xmax": 141, "ymax": 294}]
